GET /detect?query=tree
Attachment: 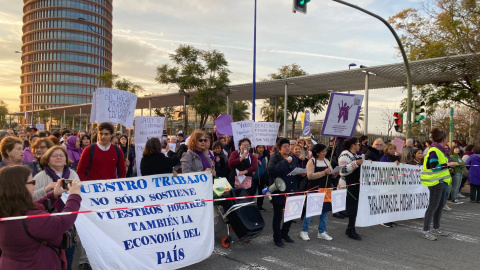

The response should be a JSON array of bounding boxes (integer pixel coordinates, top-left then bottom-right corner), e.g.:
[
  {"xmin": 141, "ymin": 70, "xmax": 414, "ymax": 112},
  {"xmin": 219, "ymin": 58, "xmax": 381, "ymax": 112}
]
[
  {"xmin": 268, "ymin": 64, "xmax": 330, "ymax": 138},
  {"xmin": 38, "ymin": 106, "xmax": 52, "ymax": 129},
  {"xmin": 231, "ymin": 101, "xmax": 250, "ymax": 121},
  {"xmin": 0, "ymin": 100, "xmax": 8, "ymax": 129},
  {"xmin": 389, "ymin": 1, "xmax": 480, "ymax": 114},
  {"xmin": 96, "ymin": 72, "xmax": 145, "ymax": 95},
  {"xmin": 260, "ymin": 98, "xmax": 284, "ymax": 129},
  {"xmin": 155, "ymin": 45, "xmax": 230, "ymax": 130}
]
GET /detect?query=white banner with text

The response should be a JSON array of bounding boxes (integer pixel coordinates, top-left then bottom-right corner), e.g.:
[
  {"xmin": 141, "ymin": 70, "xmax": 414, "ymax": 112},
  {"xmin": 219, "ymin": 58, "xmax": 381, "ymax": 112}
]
[
  {"xmin": 356, "ymin": 161, "xmax": 428, "ymax": 227},
  {"xmin": 64, "ymin": 172, "xmax": 214, "ymax": 269}
]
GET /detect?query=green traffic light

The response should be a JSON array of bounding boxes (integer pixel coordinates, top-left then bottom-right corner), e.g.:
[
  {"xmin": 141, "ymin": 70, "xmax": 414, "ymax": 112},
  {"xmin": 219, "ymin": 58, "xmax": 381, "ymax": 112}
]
[{"xmin": 300, "ymin": 0, "xmax": 311, "ymax": 5}]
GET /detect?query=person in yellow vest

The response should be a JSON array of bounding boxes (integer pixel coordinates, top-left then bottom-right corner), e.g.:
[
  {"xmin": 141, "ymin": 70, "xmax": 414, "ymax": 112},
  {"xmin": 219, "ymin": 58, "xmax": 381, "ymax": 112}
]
[{"xmin": 420, "ymin": 128, "xmax": 458, "ymax": 241}]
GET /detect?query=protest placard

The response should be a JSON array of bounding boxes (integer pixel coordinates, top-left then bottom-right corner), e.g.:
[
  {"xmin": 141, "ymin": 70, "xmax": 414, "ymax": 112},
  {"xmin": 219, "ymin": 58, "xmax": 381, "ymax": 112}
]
[
  {"xmin": 134, "ymin": 116, "xmax": 165, "ymax": 176},
  {"xmin": 393, "ymin": 137, "xmax": 405, "ymax": 153},
  {"xmin": 231, "ymin": 121, "xmax": 279, "ymax": 150},
  {"xmin": 284, "ymin": 195, "xmax": 306, "ymax": 222},
  {"xmin": 331, "ymin": 189, "xmax": 347, "ymax": 213},
  {"xmin": 34, "ymin": 124, "xmax": 45, "ymax": 130},
  {"xmin": 90, "ymin": 88, "xmax": 138, "ymax": 127},
  {"xmin": 356, "ymin": 161, "xmax": 428, "ymax": 227},
  {"xmin": 321, "ymin": 93, "xmax": 364, "ymax": 138},
  {"xmin": 252, "ymin": 122, "xmax": 280, "ymax": 147},
  {"xmin": 63, "ymin": 172, "xmax": 214, "ymax": 269},
  {"xmin": 231, "ymin": 120, "xmax": 254, "ymax": 150},
  {"xmin": 305, "ymin": 193, "xmax": 326, "ymax": 218},
  {"xmin": 214, "ymin": 114, "xmax": 233, "ymax": 136},
  {"xmin": 134, "ymin": 116, "xmax": 165, "ymax": 144}
]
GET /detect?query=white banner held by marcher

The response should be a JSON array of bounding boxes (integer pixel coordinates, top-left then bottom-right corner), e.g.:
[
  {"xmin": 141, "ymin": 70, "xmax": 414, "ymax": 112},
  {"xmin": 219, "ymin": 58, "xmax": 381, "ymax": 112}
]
[
  {"xmin": 252, "ymin": 122, "xmax": 280, "ymax": 147},
  {"xmin": 356, "ymin": 161, "xmax": 428, "ymax": 227},
  {"xmin": 231, "ymin": 120, "xmax": 254, "ymax": 150},
  {"xmin": 35, "ymin": 124, "xmax": 45, "ymax": 130},
  {"xmin": 321, "ymin": 93, "xmax": 364, "ymax": 138},
  {"xmin": 331, "ymin": 189, "xmax": 347, "ymax": 213},
  {"xmin": 305, "ymin": 193, "xmax": 326, "ymax": 218},
  {"xmin": 168, "ymin": 143, "xmax": 177, "ymax": 152},
  {"xmin": 63, "ymin": 172, "xmax": 214, "ymax": 269},
  {"xmin": 91, "ymin": 88, "xmax": 137, "ymax": 127},
  {"xmin": 284, "ymin": 195, "xmax": 306, "ymax": 222}
]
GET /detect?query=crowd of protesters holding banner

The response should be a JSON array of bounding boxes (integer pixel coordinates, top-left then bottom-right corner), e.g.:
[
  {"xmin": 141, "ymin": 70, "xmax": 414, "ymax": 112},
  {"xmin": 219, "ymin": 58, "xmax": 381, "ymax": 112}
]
[{"xmin": 1, "ymin": 123, "xmax": 480, "ymax": 269}]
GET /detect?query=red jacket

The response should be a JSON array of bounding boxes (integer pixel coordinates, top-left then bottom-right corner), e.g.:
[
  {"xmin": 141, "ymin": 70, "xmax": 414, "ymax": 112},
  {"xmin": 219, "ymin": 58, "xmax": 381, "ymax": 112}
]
[
  {"xmin": 0, "ymin": 192, "xmax": 81, "ymax": 270},
  {"xmin": 76, "ymin": 143, "xmax": 126, "ymax": 181},
  {"xmin": 228, "ymin": 150, "xmax": 258, "ymax": 175}
]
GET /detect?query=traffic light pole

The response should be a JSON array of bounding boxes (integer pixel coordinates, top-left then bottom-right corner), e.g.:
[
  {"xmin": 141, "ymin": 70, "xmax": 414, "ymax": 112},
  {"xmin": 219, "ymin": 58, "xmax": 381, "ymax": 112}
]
[{"xmin": 331, "ymin": 0, "xmax": 413, "ymax": 139}]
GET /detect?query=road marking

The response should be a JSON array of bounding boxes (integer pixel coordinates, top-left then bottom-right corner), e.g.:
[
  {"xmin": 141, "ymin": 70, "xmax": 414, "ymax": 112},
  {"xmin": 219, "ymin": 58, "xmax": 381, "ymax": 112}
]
[
  {"xmin": 398, "ymin": 224, "xmax": 479, "ymax": 244},
  {"xmin": 262, "ymin": 256, "xmax": 312, "ymax": 270},
  {"xmin": 305, "ymin": 248, "xmax": 344, "ymax": 262}
]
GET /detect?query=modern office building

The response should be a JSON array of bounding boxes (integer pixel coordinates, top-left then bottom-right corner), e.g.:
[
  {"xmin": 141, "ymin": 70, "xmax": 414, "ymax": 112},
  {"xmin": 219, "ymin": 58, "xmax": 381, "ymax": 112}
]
[{"xmin": 19, "ymin": 0, "xmax": 113, "ymax": 119}]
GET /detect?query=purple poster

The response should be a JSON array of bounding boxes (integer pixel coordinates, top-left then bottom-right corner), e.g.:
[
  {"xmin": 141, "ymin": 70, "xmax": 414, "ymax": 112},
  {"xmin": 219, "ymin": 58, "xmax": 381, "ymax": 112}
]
[
  {"xmin": 215, "ymin": 114, "xmax": 233, "ymax": 136},
  {"xmin": 302, "ymin": 110, "xmax": 311, "ymax": 139},
  {"xmin": 321, "ymin": 93, "xmax": 364, "ymax": 138}
]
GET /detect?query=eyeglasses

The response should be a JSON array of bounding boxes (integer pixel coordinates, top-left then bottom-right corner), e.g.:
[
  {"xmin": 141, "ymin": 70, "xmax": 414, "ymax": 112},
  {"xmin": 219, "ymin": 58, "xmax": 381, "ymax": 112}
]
[
  {"xmin": 35, "ymin": 146, "xmax": 48, "ymax": 150},
  {"xmin": 241, "ymin": 144, "xmax": 250, "ymax": 148},
  {"xmin": 198, "ymin": 139, "xmax": 206, "ymax": 143},
  {"xmin": 51, "ymin": 154, "xmax": 66, "ymax": 158},
  {"xmin": 25, "ymin": 180, "xmax": 36, "ymax": 185}
]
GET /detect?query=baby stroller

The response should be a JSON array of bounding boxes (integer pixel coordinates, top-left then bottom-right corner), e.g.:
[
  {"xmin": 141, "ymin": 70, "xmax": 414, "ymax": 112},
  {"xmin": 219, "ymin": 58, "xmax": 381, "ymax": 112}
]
[{"xmin": 217, "ymin": 188, "xmax": 265, "ymax": 248}]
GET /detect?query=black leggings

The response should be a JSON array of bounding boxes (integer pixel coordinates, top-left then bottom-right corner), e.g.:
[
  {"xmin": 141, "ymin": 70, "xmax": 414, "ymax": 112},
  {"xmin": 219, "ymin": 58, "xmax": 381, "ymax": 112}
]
[{"xmin": 348, "ymin": 215, "xmax": 356, "ymax": 228}]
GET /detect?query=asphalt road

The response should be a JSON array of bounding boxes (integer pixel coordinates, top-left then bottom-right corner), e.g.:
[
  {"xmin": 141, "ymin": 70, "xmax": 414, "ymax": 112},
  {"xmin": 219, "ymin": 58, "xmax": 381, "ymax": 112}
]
[{"xmin": 73, "ymin": 192, "xmax": 479, "ymax": 270}]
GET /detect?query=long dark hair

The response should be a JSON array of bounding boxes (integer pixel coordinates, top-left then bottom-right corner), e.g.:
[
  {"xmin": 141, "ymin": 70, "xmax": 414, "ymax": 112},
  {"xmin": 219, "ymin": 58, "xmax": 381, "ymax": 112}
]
[
  {"xmin": 342, "ymin": 137, "xmax": 359, "ymax": 151},
  {"xmin": 0, "ymin": 165, "xmax": 37, "ymax": 217},
  {"xmin": 143, "ymin": 137, "xmax": 163, "ymax": 157}
]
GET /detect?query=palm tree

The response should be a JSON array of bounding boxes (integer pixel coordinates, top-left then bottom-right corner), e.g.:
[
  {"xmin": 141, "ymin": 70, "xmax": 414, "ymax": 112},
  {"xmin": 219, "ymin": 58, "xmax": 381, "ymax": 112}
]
[{"xmin": 232, "ymin": 101, "xmax": 250, "ymax": 121}]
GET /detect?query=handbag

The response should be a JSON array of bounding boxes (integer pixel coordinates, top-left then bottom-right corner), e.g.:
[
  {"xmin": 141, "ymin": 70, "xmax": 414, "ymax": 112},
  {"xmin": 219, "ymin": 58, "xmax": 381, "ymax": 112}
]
[{"xmin": 234, "ymin": 175, "xmax": 252, "ymax": 189}]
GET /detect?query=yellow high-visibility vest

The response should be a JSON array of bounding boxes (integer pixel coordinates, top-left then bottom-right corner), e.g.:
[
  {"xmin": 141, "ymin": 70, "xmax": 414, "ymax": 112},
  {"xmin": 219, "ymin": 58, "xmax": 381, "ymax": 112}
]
[{"xmin": 420, "ymin": 147, "xmax": 452, "ymax": 187}]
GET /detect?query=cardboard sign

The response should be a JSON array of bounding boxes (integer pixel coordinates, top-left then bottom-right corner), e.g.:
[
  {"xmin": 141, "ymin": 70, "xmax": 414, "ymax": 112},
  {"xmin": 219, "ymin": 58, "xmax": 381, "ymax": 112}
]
[
  {"xmin": 90, "ymin": 88, "xmax": 137, "ymax": 127},
  {"xmin": 321, "ymin": 93, "xmax": 364, "ymax": 138}
]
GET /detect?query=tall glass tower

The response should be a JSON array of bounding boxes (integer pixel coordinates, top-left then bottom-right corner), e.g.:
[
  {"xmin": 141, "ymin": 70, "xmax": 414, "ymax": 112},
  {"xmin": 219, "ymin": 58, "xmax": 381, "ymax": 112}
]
[{"xmin": 19, "ymin": 0, "xmax": 113, "ymax": 116}]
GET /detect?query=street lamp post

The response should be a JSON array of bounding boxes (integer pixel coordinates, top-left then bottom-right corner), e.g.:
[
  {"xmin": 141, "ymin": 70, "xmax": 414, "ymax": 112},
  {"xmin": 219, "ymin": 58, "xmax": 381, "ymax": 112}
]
[
  {"xmin": 347, "ymin": 63, "xmax": 356, "ymax": 94},
  {"xmin": 332, "ymin": 0, "xmax": 413, "ymax": 139},
  {"xmin": 78, "ymin": 17, "xmax": 103, "ymax": 88},
  {"xmin": 15, "ymin": 51, "xmax": 35, "ymax": 127}
]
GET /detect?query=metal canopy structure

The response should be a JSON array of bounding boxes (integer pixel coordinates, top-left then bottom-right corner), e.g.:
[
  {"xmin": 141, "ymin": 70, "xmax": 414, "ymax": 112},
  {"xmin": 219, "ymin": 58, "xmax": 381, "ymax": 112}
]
[{"xmin": 11, "ymin": 53, "xmax": 480, "ymax": 117}]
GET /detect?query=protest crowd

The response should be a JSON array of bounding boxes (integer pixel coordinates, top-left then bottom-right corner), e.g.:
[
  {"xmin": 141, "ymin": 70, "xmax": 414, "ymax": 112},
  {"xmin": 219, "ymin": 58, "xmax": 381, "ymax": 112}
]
[{"xmin": 0, "ymin": 122, "xmax": 478, "ymax": 270}]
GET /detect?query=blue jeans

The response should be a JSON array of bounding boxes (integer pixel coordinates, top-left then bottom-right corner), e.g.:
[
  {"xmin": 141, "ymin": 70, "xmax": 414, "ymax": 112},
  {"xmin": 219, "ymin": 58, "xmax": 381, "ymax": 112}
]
[
  {"xmin": 302, "ymin": 209, "xmax": 329, "ymax": 233},
  {"xmin": 450, "ymin": 172, "xmax": 462, "ymax": 201}
]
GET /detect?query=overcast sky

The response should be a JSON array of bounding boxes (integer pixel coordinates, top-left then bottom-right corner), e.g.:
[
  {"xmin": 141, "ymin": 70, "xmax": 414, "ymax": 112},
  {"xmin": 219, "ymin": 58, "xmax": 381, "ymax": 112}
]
[{"xmin": 0, "ymin": 0, "xmax": 424, "ymax": 134}]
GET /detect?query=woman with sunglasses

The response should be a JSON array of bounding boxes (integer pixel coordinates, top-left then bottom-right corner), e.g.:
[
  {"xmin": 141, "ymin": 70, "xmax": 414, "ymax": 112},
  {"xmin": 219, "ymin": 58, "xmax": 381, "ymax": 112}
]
[
  {"xmin": 180, "ymin": 130, "xmax": 215, "ymax": 176},
  {"xmin": 0, "ymin": 165, "xmax": 82, "ymax": 270}
]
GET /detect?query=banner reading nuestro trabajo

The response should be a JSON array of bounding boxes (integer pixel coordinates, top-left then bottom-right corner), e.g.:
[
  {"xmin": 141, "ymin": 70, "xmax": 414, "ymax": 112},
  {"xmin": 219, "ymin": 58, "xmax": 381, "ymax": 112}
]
[
  {"xmin": 356, "ymin": 161, "xmax": 429, "ymax": 227},
  {"xmin": 63, "ymin": 172, "xmax": 214, "ymax": 269}
]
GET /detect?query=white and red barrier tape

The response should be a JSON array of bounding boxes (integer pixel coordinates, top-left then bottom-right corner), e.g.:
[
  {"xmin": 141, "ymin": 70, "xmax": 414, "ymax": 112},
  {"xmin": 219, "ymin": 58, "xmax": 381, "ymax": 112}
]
[{"xmin": 0, "ymin": 163, "xmax": 473, "ymax": 222}]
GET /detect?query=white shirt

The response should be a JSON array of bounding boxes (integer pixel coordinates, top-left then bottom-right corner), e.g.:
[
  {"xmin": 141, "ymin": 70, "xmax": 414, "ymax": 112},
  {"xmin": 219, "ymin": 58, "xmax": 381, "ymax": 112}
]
[{"xmin": 96, "ymin": 142, "xmax": 111, "ymax": 151}]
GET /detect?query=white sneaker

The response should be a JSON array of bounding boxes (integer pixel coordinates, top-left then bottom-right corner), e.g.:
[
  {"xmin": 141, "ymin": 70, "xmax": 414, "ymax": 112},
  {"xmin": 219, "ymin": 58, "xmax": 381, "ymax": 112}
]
[
  {"xmin": 317, "ymin": 231, "xmax": 333, "ymax": 241},
  {"xmin": 458, "ymin": 194, "xmax": 465, "ymax": 198},
  {"xmin": 443, "ymin": 205, "xmax": 452, "ymax": 212},
  {"xmin": 300, "ymin": 231, "xmax": 310, "ymax": 241}
]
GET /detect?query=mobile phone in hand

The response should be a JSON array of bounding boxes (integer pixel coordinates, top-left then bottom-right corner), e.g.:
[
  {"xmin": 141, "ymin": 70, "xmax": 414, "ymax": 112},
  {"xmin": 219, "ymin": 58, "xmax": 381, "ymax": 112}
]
[{"xmin": 63, "ymin": 179, "xmax": 73, "ymax": 189}]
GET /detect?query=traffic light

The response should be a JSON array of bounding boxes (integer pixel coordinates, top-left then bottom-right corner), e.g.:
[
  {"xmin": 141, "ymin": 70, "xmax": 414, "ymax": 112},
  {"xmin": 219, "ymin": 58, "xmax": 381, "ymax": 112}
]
[
  {"xmin": 413, "ymin": 100, "xmax": 426, "ymax": 122},
  {"xmin": 293, "ymin": 0, "xmax": 311, "ymax": 14},
  {"xmin": 393, "ymin": 112, "xmax": 403, "ymax": 133}
]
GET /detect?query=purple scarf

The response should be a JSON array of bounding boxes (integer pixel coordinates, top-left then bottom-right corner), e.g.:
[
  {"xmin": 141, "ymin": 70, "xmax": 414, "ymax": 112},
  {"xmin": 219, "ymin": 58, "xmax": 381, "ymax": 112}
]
[
  {"xmin": 66, "ymin": 136, "xmax": 83, "ymax": 166},
  {"xmin": 44, "ymin": 165, "xmax": 71, "ymax": 211},
  {"xmin": 431, "ymin": 142, "xmax": 452, "ymax": 162},
  {"xmin": 194, "ymin": 150, "xmax": 212, "ymax": 170}
]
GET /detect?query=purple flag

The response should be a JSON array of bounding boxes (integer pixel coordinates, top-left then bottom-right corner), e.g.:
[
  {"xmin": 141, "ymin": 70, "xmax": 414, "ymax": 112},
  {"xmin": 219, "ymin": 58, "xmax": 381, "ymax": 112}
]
[
  {"xmin": 302, "ymin": 110, "xmax": 311, "ymax": 139},
  {"xmin": 215, "ymin": 114, "xmax": 233, "ymax": 136}
]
